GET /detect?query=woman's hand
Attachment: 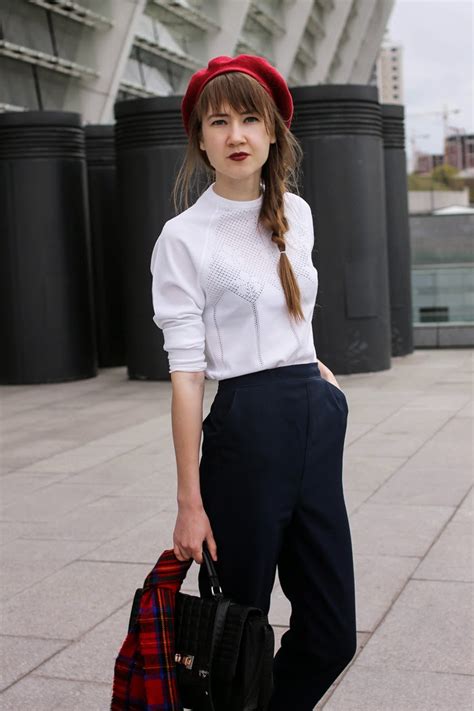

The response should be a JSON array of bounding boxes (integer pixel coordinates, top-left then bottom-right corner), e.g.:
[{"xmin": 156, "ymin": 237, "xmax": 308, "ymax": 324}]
[
  {"xmin": 173, "ymin": 501, "xmax": 218, "ymax": 565},
  {"xmin": 318, "ymin": 360, "xmax": 342, "ymax": 391}
]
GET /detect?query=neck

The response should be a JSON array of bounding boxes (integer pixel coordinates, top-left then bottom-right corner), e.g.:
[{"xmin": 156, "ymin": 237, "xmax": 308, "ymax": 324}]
[{"xmin": 212, "ymin": 175, "xmax": 262, "ymax": 202}]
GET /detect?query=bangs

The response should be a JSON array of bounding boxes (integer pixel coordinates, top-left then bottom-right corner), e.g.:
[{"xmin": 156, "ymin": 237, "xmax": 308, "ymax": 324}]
[{"xmin": 196, "ymin": 72, "xmax": 274, "ymax": 131}]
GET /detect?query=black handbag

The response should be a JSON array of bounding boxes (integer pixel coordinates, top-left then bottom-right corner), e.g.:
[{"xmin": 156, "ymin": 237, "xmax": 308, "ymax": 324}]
[{"xmin": 174, "ymin": 540, "xmax": 275, "ymax": 711}]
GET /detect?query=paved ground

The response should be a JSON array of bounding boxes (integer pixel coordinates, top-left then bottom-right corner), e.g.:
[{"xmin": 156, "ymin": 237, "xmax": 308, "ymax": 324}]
[{"xmin": 0, "ymin": 348, "xmax": 472, "ymax": 710}]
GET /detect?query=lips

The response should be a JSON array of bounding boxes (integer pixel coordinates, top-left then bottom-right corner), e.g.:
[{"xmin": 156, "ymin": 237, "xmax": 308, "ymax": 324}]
[{"xmin": 229, "ymin": 153, "xmax": 249, "ymax": 161}]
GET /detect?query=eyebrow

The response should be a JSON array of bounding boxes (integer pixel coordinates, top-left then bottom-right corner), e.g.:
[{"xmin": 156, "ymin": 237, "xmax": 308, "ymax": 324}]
[{"xmin": 207, "ymin": 111, "xmax": 255, "ymax": 119}]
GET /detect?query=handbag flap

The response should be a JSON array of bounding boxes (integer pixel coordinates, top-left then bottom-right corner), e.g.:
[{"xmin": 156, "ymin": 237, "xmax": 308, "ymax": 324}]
[
  {"xmin": 175, "ymin": 593, "xmax": 217, "ymax": 672},
  {"xmin": 214, "ymin": 604, "xmax": 264, "ymax": 681},
  {"xmin": 175, "ymin": 593, "xmax": 265, "ymax": 682}
]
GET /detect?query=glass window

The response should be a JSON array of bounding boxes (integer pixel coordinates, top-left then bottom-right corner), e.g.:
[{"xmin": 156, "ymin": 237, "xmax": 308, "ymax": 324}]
[{"xmin": 412, "ymin": 266, "xmax": 474, "ymax": 323}]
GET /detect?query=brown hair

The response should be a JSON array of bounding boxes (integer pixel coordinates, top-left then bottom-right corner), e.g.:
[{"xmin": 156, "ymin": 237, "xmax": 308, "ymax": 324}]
[{"xmin": 172, "ymin": 71, "xmax": 306, "ymax": 322}]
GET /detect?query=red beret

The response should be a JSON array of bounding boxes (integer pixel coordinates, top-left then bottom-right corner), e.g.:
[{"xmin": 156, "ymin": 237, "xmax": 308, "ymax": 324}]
[{"xmin": 181, "ymin": 54, "xmax": 294, "ymax": 135}]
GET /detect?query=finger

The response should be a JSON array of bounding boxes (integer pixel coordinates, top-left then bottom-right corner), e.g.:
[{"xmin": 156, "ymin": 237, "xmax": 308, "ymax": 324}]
[
  {"xmin": 175, "ymin": 544, "xmax": 190, "ymax": 562},
  {"xmin": 206, "ymin": 535, "xmax": 218, "ymax": 561}
]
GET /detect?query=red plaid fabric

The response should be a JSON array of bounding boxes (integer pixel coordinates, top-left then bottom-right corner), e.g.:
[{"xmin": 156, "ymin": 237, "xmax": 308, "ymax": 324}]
[{"xmin": 111, "ymin": 548, "xmax": 193, "ymax": 711}]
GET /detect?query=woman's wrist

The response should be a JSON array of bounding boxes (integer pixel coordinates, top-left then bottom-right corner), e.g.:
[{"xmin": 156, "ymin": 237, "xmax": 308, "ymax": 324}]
[
  {"xmin": 177, "ymin": 493, "xmax": 204, "ymax": 510},
  {"xmin": 318, "ymin": 360, "xmax": 331, "ymax": 379}
]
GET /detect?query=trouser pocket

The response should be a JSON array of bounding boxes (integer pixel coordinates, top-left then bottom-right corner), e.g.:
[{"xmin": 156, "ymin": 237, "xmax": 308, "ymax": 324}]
[
  {"xmin": 203, "ymin": 387, "xmax": 241, "ymax": 439},
  {"xmin": 325, "ymin": 379, "xmax": 349, "ymax": 414}
]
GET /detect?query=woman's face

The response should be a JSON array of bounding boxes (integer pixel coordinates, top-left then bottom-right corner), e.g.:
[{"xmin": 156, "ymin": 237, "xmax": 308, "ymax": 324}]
[{"xmin": 199, "ymin": 103, "xmax": 276, "ymax": 183}]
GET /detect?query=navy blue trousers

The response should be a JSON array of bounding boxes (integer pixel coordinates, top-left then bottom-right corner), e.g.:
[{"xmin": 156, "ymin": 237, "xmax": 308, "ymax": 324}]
[{"xmin": 198, "ymin": 362, "xmax": 357, "ymax": 710}]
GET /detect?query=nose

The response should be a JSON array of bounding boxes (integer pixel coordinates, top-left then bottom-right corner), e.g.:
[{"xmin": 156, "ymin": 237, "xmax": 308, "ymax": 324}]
[{"xmin": 227, "ymin": 120, "xmax": 246, "ymax": 145}]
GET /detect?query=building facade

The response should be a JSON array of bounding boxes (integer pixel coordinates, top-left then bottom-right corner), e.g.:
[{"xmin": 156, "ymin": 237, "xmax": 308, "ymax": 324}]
[
  {"xmin": 370, "ymin": 36, "xmax": 403, "ymax": 104},
  {"xmin": 414, "ymin": 134, "xmax": 474, "ymax": 175},
  {"xmin": 0, "ymin": 0, "xmax": 395, "ymax": 123},
  {"xmin": 445, "ymin": 133, "xmax": 474, "ymax": 171},
  {"xmin": 414, "ymin": 153, "xmax": 445, "ymax": 175}
]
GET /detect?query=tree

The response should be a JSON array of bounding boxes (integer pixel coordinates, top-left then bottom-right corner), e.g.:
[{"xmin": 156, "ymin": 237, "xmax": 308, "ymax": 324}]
[{"xmin": 431, "ymin": 163, "xmax": 461, "ymax": 189}]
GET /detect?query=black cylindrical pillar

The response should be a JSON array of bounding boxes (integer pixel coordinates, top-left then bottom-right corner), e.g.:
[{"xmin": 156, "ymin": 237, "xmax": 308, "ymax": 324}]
[
  {"xmin": 381, "ymin": 104, "xmax": 414, "ymax": 357},
  {"xmin": 290, "ymin": 85, "xmax": 391, "ymax": 373},
  {"xmin": 84, "ymin": 124, "xmax": 126, "ymax": 368},
  {"xmin": 114, "ymin": 96, "xmax": 188, "ymax": 380},
  {"xmin": 0, "ymin": 111, "xmax": 97, "ymax": 384}
]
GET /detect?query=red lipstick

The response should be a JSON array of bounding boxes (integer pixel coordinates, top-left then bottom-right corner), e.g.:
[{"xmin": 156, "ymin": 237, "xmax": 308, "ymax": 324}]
[{"xmin": 229, "ymin": 152, "xmax": 249, "ymax": 161}]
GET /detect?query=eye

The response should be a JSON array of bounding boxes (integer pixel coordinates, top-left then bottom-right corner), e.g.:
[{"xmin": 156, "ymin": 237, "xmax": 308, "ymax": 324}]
[{"xmin": 210, "ymin": 116, "xmax": 259, "ymax": 126}]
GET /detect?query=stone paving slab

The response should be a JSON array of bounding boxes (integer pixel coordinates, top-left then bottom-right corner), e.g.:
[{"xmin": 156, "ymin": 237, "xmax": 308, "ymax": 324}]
[
  {"xmin": 413, "ymin": 517, "xmax": 473, "ymax": 582},
  {"xmin": 352, "ymin": 579, "xmax": 473, "ymax": 675},
  {"xmin": 49, "ymin": 448, "xmax": 167, "ymax": 487},
  {"xmin": 0, "ymin": 438, "xmax": 80, "ymax": 470},
  {"xmin": 351, "ymin": 554, "xmax": 419, "ymax": 632},
  {"xmin": 349, "ymin": 429, "xmax": 446, "ymax": 458},
  {"xmin": 0, "ymin": 481, "xmax": 117, "ymax": 522},
  {"xmin": 322, "ymin": 666, "xmax": 473, "ymax": 710},
  {"xmin": 0, "ymin": 538, "xmax": 103, "ymax": 602},
  {"xmin": 0, "ymin": 635, "xmax": 69, "ymax": 692},
  {"xmin": 0, "ymin": 472, "xmax": 70, "ymax": 505},
  {"xmin": 17, "ymin": 441, "xmax": 139, "ymax": 475},
  {"xmin": 80, "ymin": 509, "xmax": 182, "ymax": 564},
  {"xmin": 452, "ymin": 487, "xmax": 473, "ymax": 523},
  {"xmin": 342, "ymin": 488, "xmax": 373, "ymax": 515},
  {"xmin": 342, "ymin": 454, "xmax": 408, "ymax": 491},
  {"xmin": 349, "ymin": 502, "xmax": 454, "ymax": 557},
  {"xmin": 29, "ymin": 602, "xmax": 131, "ymax": 685},
  {"xmin": 0, "ymin": 560, "xmax": 151, "ymax": 639},
  {"xmin": 0, "ymin": 675, "xmax": 112, "ymax": 711},
  {"xmin": 368, "ymin": 462, "xmax": 472, "ymax": 507},
  {"xmin": 13, "ymin": 495, "xmax": 165, "ymax": 541}
]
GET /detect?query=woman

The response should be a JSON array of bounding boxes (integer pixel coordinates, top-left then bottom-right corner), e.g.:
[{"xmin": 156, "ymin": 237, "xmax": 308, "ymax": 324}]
[{"xmin": 150, "ymin": 54, "xmax": 357, "ymax": 711}]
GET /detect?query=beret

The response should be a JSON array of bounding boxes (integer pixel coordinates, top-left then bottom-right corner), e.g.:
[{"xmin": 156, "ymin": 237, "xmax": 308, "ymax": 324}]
[{"xmin": 181, "ymin": 54, "xmax": 294, "ymax": 135}]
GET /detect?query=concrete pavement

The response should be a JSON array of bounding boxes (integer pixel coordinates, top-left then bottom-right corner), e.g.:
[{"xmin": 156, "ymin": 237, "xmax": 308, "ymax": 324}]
[{"xmin": 1, "ymin": 348, "xmax": 472, "ymax": 709}]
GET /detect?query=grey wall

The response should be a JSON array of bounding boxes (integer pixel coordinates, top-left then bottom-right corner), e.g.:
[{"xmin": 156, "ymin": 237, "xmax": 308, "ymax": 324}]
[{"xmin": 409, "ymin": 214, "xmax": 474, "ymax": 265}]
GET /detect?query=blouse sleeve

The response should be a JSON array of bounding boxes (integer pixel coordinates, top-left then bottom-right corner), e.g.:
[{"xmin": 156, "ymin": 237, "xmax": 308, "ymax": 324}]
[
  {"xmin": 150, "ymin": 223, "xmax": 207, "ymax": 373},
  {"xmin": 285, "ymin": 192, "xmax": 315, "ymax": 251},
  {"xmin": 301, "ymin": 198, "xmax": 315, "ymax": 250}
]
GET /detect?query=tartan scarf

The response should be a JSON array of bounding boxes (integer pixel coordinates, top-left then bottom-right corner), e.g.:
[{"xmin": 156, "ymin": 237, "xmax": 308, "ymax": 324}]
[{"xmin": 111, "ymin": 548, "xmax": 194, "ymax": 711}]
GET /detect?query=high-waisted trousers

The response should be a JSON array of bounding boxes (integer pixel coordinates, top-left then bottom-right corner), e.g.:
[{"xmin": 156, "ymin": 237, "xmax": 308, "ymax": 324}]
[{"xmin": 198, "ymin": 362, "xmax": 357, "ymax": 711}]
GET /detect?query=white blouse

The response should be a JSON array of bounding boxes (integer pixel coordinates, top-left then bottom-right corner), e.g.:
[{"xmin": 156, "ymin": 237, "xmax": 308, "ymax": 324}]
[{"xmin": 150, "ymin": 182, "xmax": 319, "ymax": 380}]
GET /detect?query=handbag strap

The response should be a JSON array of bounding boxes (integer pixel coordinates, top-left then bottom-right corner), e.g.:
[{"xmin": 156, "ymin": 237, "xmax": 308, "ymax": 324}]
[
  {"xmin": 202, "ymin": 540, "xmax": 223, "ymax": 599},
  {"xmin": 204, "ymin": 597, "xmax": 231, "ymax": 711},
  {"xmin": 189, "ymin": 541, "xmax": 227, "ymax": 710}
]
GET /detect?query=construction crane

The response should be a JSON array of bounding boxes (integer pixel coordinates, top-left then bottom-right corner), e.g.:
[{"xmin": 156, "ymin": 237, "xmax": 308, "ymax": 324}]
[
  {"xmin": 407, "ymin": 105, "xmax": 461, "ymax": 144},
  {"xmin": 407, "ymin": 105, "xmax": 462, "ymax": 168},
  {"xmin": 409, "ymin": 132, "xmax": 430, "ymax": 173}
]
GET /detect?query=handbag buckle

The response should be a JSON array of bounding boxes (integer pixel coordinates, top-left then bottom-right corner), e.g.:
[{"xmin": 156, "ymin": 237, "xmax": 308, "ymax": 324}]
[
  {"xmin": 211, "ymin": 584, "xmax": 223, "ymax": 596},
  {"xmin": 175, "ymin": 652, "xmax": 194, "ymax": 669}
]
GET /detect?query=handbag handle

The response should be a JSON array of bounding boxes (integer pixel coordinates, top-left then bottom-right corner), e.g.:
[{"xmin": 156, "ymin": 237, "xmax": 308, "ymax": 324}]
[
  {"xmin": 199, "ymin": 541, "xmax": 228, "ymax": 711},
  {"xmin": 202, "ymin": 540, "xmax": 223, "ymax": 599}
]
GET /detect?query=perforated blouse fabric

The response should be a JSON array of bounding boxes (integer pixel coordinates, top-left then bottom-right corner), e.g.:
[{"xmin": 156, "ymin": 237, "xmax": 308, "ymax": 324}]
[{"xmin": 150, "ymin": 183, "xmax": 319, "ymax": 380}]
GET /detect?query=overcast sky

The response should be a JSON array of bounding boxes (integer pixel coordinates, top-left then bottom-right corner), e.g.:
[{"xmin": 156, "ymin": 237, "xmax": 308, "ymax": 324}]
[{"xmin": 387, "ymin": 0, "xmax": 473, "ymax": 169}]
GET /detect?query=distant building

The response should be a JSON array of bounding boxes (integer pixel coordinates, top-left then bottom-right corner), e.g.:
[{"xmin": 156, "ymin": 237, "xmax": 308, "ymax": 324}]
[
  {"xmin": 370, "ymin": 39, "xmax": 403, "ymax": 104},
  {"xmin": 413, "ymin": 134, "xmax": 474, "ymax": 175},
  {"xmin": 414, "ymin": 153, "xmax": 445, "ymax": 175},
  {"xmin": 445, "ymin": 133, "xmax": 474, "ymax": 171}
]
